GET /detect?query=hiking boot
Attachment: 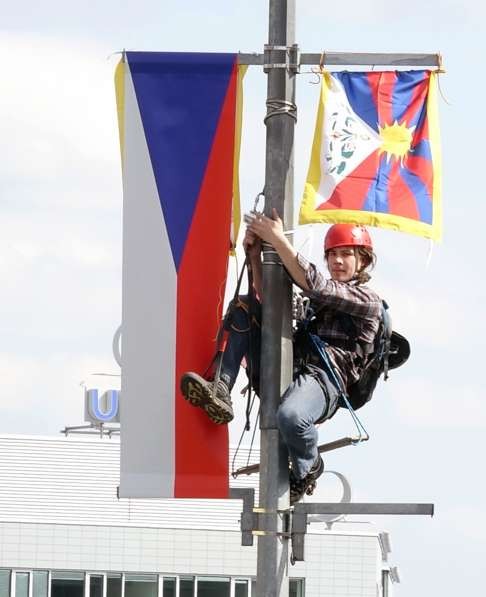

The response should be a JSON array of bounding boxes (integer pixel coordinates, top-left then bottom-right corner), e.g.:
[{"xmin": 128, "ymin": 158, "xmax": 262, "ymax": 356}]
[
  {"xmin": 289, "ymin": 456, "xmax": 324, "ymax": 505},
  {"xmin": 180, "ymin": 372, "xmax": 234, "ymax": 424}
]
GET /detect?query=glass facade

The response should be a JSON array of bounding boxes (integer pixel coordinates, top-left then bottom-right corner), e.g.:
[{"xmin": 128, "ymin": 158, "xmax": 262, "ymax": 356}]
[
  {"xmin": 51, "ymin": 572, "xmax": 84, "ymax": 597},
  {"xmin": 89, "ymin": 576, "xmax": 103, "ymax": 597},
  {"xmin": 0, "ymin": 570, "xmax": 304, "ymax": 597},
  {"xmin": 234, "ymin": 579, "xmax": 248, "ymax": 597},
  {"xmin": 0, "ymin": 572, "xmax": 10, "ymax": 597},
  {"xmin": 125, "ymin": 575, "xmax": 158, "ymax": 597},
  {"xmin": 106, "ymin": 575, "xmax": 122, "ymax": 597},
  {"xmin": 196, "ymin": 576, "xmax": 230, "ymax": 597},
  {"xmin": 14, "ymin": 574, "xmax": 28, "ymax": 597},
  {"xmin": 32, "ymin": 572, "xmax": 48, "ymax": 597},
  {"xmin": 178, "ymin": 577, "xmax": 194, "ymax": 597},
  {"xmin": 161, "ymin": 578, "xmax": 175, "ymax": 597}
]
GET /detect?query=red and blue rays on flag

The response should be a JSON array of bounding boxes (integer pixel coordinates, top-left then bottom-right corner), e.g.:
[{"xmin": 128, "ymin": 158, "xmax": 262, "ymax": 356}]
[
  {"xmin": 117, "ymin": 52, "xmax": 242, "ymax": 499},
  {"xmin": 300, "ymin": 70, "xmax": 442, "ymax": 240}
]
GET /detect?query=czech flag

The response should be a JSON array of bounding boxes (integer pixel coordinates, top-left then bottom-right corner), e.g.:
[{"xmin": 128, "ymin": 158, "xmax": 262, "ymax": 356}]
[
  {"xmin": 115, "ymin": 52, "xmax": 246, "ymax": 498},
  {"xmin": 300, "ymin": 70, "xmax": 442, "ymax": 240}
]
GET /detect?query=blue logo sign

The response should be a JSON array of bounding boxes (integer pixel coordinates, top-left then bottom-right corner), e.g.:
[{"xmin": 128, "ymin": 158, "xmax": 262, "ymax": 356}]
[{"xmin": 85, "ymin": 389, "xmax": 120, "ymax": 423}]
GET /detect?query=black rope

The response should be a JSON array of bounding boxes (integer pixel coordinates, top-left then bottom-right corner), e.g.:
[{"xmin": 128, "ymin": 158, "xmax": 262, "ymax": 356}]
[
  {"xmin": 203, "ymin": 257, "xmax": 249, "ymax": 382},
  {"xmin": 230, "ymin": 253, "xmax": 261, "ymax": 476},
  {"xmin": 244, "ymin": 258, "xmax": 255, "ymax": 431}
]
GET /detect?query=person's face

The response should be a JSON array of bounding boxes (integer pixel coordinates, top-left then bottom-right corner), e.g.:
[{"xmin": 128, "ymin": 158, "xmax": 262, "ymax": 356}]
[{"xmin": 326, "ymin": 246, "xmax": 361, "ymax": 282}]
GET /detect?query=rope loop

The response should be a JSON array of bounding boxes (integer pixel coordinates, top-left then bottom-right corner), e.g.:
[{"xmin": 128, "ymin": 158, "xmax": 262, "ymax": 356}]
[{"xmin": 264, "ymin": 98, "xmax": 297, "ymax": 124}]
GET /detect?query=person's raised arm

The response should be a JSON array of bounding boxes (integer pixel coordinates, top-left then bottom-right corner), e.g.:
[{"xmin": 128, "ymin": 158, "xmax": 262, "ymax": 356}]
[{"xmin": 247, "ymin": 208, "xmax": 310, "ymax": 291}]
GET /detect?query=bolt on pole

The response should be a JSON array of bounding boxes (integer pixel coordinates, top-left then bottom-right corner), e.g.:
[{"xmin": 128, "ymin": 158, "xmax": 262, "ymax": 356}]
[{"xmin": 256, "ymin": 1, "xmax": 296, "ymax": 596}]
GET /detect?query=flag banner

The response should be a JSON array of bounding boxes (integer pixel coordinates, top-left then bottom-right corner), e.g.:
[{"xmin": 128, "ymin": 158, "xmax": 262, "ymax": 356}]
[
  {"xmin": 115, "ymin": 52, "xmax": 244, "ymax": 498},
  {"xmin": 300, "ymin": 71, "xmax": 442, "ymax": 240}
]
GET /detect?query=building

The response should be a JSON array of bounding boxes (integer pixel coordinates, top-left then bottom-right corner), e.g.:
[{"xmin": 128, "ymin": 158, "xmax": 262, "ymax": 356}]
[{"xmin": 0, "ymin": 434, "xmax": 399, "ymax": 597}]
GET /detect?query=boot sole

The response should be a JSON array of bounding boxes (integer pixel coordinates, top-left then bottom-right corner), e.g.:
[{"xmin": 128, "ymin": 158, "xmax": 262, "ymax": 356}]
[
  {"xmin": 290, "ymin": 457, "xmax": 324, "ymax": 505},
  {"xmin": 180, "ymin": 375, "xmax": 234, "ymax": 425}
]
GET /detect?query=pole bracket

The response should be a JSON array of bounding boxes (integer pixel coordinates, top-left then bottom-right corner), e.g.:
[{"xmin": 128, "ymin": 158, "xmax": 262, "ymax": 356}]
[
  {"xmin": 241, "ymin": 508, "xmax": 291, "ymax": 539},
  {"xmin": 290, "ymin": 502, "xmax": 435, "ymax": 563},
  {"xmin": 229, "ymin": 487, "xmax": 256, "ymax": 546},
  {"xmin": 263, "ymin": 43, "xmax": 300, "ymax": 74}
]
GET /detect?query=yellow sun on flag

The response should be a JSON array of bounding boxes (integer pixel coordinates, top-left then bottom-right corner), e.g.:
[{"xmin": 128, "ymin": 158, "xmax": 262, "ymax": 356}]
[{"xmin": 378, "ymin": 121, "xmax": 415, "ymax": 161}]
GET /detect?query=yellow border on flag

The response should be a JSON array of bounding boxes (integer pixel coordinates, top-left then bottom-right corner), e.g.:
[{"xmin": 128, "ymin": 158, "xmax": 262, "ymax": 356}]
[
  {"xmin": 299, "ymin": 73, "xmax": 328, "ymax": 226},
  {"xmin": 114, "ymin": 56, "xmax": 125, "ymax": 172},
  {"xmin": 230, "ymin": 64, "xmax": 248, "ymax": 255},
  {"xmin": 299, "ymin": 208, "xmax": 440, "ymax": 239},
  {"xmin": 427, "ymin": 71, "xmax": 442, "ymax": 241}
]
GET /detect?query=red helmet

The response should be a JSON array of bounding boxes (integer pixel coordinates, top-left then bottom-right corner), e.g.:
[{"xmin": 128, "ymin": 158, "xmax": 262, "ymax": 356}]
[{"xmin": 324, "ymin": 224, "xmax": 373, "ymax": 251}]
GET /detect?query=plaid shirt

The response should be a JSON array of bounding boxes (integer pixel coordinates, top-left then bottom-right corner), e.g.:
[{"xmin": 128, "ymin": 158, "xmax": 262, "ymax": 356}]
[{"xmin": 296, "ymin": 253, "xmax": 382, "ymax": 389}]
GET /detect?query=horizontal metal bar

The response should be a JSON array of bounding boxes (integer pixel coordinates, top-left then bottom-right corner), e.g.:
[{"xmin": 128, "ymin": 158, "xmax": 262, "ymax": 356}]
[
  {"xmin": 293, "ymin": 503, "xmax": 434, "ymax": 516},
  {"xmin": 232, "ymin": 436, "xmax": 361, "ymax": 477},
  {"xmin": 238, "ymin": 52, "xmax": 440, "ymax": 67},
  {"xmin": 238, "ymin": 53, "xmax": 265, "ymax": 65},
  {"xmin": 318, "ymin": 436, "xmax": 364, "ymax": 453}
]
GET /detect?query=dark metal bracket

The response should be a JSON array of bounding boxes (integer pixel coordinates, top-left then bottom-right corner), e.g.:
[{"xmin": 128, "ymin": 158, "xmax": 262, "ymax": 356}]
[
  {"xmin": 229, "ymin": 488, "xmax": 434, "ymax": 563},
  {"xmin": 290, "ymin": 502, "xmax": 434, "ymax": 563},
  {"xmin": 229, "ymin": 487, "xmax": 256, "ymax": 546}
]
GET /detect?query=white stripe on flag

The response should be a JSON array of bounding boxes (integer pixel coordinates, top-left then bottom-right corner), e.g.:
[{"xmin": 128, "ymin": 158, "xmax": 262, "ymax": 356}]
[
  {"xmin": 317, "ymin": 75, "xmax": 382, "ymax": 204},
  {"xmin": 119, "ymin": 63, "xmax": 177, "ymax": 498}
]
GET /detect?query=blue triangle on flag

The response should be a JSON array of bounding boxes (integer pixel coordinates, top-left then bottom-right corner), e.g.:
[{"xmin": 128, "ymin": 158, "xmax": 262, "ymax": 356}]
[{"xmin": 127, "ymin": 52, "xmax": 236, "ymax": 270}]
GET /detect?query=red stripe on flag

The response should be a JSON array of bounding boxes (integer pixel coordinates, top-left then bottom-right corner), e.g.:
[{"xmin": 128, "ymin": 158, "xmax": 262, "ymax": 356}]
[
  {"xmin": 316, "ymin": 150, "xmax": 380, "ymax": 211},
  {"xmin": 387, "ymin": 160, "xmax": 420, "ymax": 220},
  {"xmin": 404, "ymin": 154, "xmax": 433, "ymax": 199},
  {"xmin": 174, "ymin": 63, "xmax": 237, "ymax": 498},
  {"xmin": 401, "ymin": 72, "xmax": 428, "ymax": 127},
  {"xmin": 367, "ymin": 72, "xmax": 395, "ymax": 126},
  {"xmin": 411, "ymin": 100, "xmax": 429, "ymax": 148}
]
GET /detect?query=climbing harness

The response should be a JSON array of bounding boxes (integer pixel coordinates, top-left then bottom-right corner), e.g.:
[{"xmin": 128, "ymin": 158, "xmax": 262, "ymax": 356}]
[
  {"xmin": 294, "ymin": 297, "xmax": 410, "ymax": 444},
  {"xmin": 295, "ymin": 311, "xmax": 370, "ymax": 444}
]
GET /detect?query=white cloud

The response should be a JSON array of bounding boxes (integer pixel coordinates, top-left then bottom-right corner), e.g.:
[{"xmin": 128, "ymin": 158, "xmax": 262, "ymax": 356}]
[
  {"xmin": 387, "ymin": 378, "xmax": 486, "ymax": 429},
  {"xmin": 300, "ymin": 0, "xmax": 469, "ymax": 26},
  {"xmin": 0, "ymin": 32, "xmax": 122, "ymax": 210},
  {"xmin": 439, "ymin": 505, "xmax": 486, "ymax": 544}
]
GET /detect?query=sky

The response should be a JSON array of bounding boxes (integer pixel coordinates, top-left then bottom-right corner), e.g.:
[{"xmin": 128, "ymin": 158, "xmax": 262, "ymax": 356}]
[{"xmin": 1, "ymin": 0, "xmax": 485, "ymax": 595}]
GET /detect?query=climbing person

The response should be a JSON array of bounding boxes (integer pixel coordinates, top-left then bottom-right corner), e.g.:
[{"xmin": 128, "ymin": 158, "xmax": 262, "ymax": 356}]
[{"xmin": 181, "ymin": 210, "xmax": 383, "ymax": 504}]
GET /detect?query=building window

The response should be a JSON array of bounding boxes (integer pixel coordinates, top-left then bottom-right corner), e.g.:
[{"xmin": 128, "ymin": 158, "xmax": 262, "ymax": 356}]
[
  {"xmin": 178, "ymin": 577, "xmax": 194, "ymax": 597},
  {"xmin": 161, "ymin": 578, "xmax": 175, "ymax": 597},
  {"xmin": 234, "ymin": 579, "xmax": 248, "ymax": 597},
  {"xmin": 125, "ymin": 575, "xmax": 157, "ymax": 597},
  {"xmin": 0, "ymin": 571, "xmax": 10, "ymax": 597},
  {"xmin": 289, "ymin": 578, "xmax": 305, "ymax": 597},
  {"xmin": 196, "ymin": 576, "xmax": 230, "ymax": 597},
  {"xmin": 89, "ymin": 576, "xmax": 103, "ymax": 597},
  {"xmin": 106, "ymin": 575, "xmax": 122, "ymax": 597},
  {"xmin": 249, "ymin": 578, "xmax": 304, "ymax": 596},
  {"xmin": 15, "ymin": 573, "xmax": 29, "ymax": 597},
  {"xmin": 32, "ymin": 572, "xmax": 48, "ymax": 597},
  {"xmin": 51, "ymin": 572, "xmax": 84, "ymax": 597}
]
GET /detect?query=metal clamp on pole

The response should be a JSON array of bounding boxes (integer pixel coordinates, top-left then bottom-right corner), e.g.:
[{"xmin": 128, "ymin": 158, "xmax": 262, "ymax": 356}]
[
  {"xmin": 229, "ymin": 487, "xmax": 256, "ymax": 546},
  {"xmin": 263, "ymin": 43, "xmax": 300, "ymax": 73},
  {"xmin": 241, "ymin": 507, "xmax": 291, "ymax": 539}
]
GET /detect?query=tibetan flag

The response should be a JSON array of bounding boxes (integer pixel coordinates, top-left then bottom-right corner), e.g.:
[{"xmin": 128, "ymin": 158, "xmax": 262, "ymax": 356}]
[
  {"xmin": 300, "ymin": 71, "xmax": 442, "ymax": 240},
  {"xmin": 115, "ymin": 52, "xmax": 246, "ymax": 498}
]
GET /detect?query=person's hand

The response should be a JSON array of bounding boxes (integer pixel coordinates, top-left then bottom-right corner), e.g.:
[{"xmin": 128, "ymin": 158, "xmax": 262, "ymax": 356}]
[
  {"xmin": 243, "ymin": 227, "xmax": 262, "ymax": 258},
  {"xmin": 248, "ymin": 208, "xmax": 285, "ymax": 245}
]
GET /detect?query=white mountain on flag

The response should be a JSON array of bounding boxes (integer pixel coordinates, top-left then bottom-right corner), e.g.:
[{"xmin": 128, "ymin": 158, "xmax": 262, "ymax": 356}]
[{"xmin": 317, "ymin": 74, "xmax": 382, "ymax": 204}]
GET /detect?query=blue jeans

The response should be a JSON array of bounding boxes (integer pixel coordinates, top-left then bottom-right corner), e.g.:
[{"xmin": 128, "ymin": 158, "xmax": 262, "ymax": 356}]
[{"xmin": 220, "ymin": 297, "xmax": 340, "ymax": 480}]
